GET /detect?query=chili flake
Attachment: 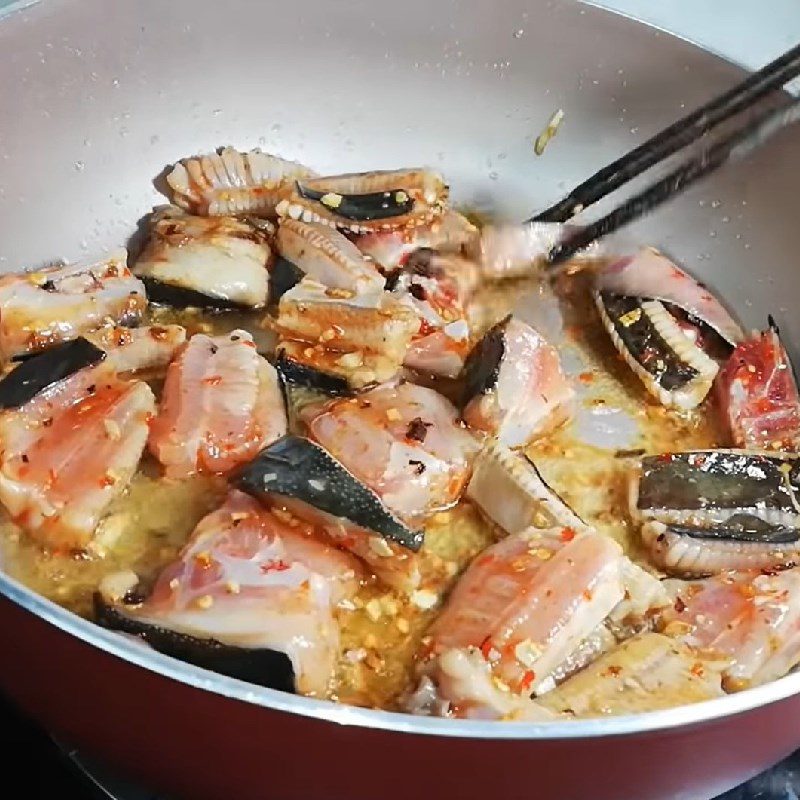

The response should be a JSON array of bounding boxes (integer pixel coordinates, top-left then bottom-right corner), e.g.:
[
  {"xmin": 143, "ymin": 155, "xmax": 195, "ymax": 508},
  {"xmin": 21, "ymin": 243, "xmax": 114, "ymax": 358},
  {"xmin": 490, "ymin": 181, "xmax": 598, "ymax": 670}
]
[{"xmin": 406, "ymin": 417, "xmax": 432, "ymax": 442}]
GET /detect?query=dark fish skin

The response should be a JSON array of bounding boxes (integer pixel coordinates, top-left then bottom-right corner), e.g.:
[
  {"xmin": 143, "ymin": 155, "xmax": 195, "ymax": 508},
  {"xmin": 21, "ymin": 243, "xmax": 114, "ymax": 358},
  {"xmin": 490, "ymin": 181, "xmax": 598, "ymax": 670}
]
[
  {"xmin": 142, "ymin": 277, "xmax": 250, "ymax": 311},
  {"xmin": 94, "ymin": 594, "xmax": 295, "ymax": 692},
  {"xmin": 231, "ymin": 434, "xmax": 424, "ymax": 551},
  {"xmin": 460, "ymin": 314, "xmax": 509, "ymax": 408},
  {"xmin": 274, "ymin": 350, "xmax": 352, "ymax": 397},
  {"xmin": 270, "ymin": 256, "xmax": 305, "ymax": 304},
  {"xmin": 637, "ymin": 451, "xmax": 800, "ymax": 517},
  {"xmin": 297, "ymin": 182, "xmax": 414, "ymax": 222},
  {"xmin": 0, "ymin": 337, "xmax": 106, "ymax": 409},
  {"xmin": 599, "ymin": 292, "xmax": 698, "ymax": 391}
]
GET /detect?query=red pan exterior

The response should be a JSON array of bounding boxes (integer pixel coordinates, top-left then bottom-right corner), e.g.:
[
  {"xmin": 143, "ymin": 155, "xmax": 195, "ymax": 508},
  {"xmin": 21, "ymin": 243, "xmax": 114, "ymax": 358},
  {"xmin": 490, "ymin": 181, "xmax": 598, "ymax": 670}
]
[{"xmin": 1, "ymin": 596, "xmax": 798, "ymax": 800}]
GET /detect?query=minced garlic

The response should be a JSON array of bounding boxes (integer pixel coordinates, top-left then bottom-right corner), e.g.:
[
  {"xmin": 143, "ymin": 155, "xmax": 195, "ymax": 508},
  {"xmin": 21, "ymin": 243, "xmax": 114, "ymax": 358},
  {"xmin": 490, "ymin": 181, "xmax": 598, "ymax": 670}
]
[{"xmin": 320, "ymin": 192, "xmax": 343, "ymax": 209}]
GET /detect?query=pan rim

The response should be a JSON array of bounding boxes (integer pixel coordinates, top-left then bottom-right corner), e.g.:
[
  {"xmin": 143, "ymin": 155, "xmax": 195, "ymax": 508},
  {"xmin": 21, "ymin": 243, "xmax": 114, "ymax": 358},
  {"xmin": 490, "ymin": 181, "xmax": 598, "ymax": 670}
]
[{"xmin": 2, "ymin": 0, "xmax": 800, "ymax": 740}]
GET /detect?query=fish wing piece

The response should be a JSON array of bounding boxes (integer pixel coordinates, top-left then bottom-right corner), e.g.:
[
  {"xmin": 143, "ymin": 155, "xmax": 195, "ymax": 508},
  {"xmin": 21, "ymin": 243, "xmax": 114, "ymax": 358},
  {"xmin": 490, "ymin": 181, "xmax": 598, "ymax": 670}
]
[
  {"xmin": 231, "ymin": 435, "xmax": 425, "ymax": 593},
  {"xmin": 0, "ymin": 249, "xmax": 146, "ymax": 361},
  {"xmin": 406, "ymin": 647, "xmax": 558, "ymax": 720},
  {"xmin": 462, "ymin": 315, "xmax": 574, "ymax": 447},
  {"xmin": 166, "ymin": 147, "xmax": 316, "ymax": 217},
  {"xmin": 427, "ymin": 528, "xmax": 626, "ymax": 693},
  {"xmin": 660, "ymin": 568, "xmax": 800, "ymax": 689},
  {"xmin": 538, "ymin": 632, "xmax": 725, "ymax": 716},
  {"xmin": 276, "ymin": 220, "xmax": 385, "ymax": 294},
  {"xmin": 274, "ymin": 278, "xmax": 420, "ymax": 362},
  {"xmin": 0, "ymin": 363, "xmax": 155, "ymax": 550},
  {"xmin": 303, "ymin": 381, "xmax": 479, "ymax": 525},
  {"xmin": 97, "ymin": 490, "xmax": 360, "ymax": 696},
  {"xmin": 84, "ymin": 325, "xmax": 187, "ymax": 373},
  {"xmin": 135, "ymin": 210, "xmax": 271, "ymax": 308},
  {"xmin": 595, "ymin": 247, "xmax": 743, "ymax": 345},
  {"xmin": 148, "ymin": 330, "xmax": 287, "ymax": 478},
  {"xmin": 595, "ymin": 291, "xmax": 720, "ymax": 409},
  {"xmin": 632, "ymin": 450, "xmax": 800, "ymax": 575},
  {"xmin": 276, "ymin": 168, "xmax": 447, "ymax": 234},
  {"xmin": 716, "ymin": 327, "xmax": 800, "ymax": 450},
  {"xmin": 466, "ymin": 437, "xmax": 588, "ymax": 537},
  {"xmin": 632, "ymin": 450, "xmax": 800, "ymax": 529}
]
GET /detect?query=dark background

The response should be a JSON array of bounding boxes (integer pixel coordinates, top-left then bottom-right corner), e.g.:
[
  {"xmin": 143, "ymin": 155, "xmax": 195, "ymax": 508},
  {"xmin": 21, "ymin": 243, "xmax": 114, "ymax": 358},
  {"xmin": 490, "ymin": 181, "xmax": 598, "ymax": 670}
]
[{"xmin": 1, "ymin": 690, "xmax": 799, "ymax": 800}]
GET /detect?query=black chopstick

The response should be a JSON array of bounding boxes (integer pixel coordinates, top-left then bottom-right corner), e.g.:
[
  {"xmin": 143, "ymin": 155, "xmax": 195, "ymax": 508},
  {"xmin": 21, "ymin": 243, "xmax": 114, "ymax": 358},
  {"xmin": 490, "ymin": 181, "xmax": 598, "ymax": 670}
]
[
  {"xmin": 530, "ymin": 42, "xmax": 800, "ymax": 225},
  {"xmin": 546, "ymin": 99, "xmax": 800, "ymax": 266}
]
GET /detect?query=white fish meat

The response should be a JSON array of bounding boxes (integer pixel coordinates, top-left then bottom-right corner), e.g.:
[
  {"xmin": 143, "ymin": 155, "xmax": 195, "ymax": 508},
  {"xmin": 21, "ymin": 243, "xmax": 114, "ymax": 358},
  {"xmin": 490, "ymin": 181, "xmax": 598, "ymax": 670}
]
[
  {"xmin": 0, "ymin": 358, "xmax": 154, "ymax": 550},
  {"xmin": 303, "ymin": 381, "xmax": 479, "ymax": 525},
  {"xmin": 85, "ymin": 324, "xmax": 186, "ymax": 373},
  {"xmin": 148, "ymin": 330, "xmax": 287, "ymax": 478},
  {"xmin": 461, "ymin": 316, "xmax": 574, "ymax": 447},
  {"xmin": 427, "ymin": 528, "xmax": 626, "ymax": 693},
  {"xmin": 661, "ymin": 568, "xmax": 800, "ymax": 689},
  {"xmin": 135, "ymin": 209, "xmax": 271, "ymax": 308}
]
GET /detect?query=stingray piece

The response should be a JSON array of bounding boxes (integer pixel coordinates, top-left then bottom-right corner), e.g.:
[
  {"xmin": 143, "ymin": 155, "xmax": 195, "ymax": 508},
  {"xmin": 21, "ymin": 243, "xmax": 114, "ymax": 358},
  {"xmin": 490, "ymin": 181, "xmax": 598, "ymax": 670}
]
[
  {"xmin": 593, "ymin": 248, "xmax": 742, "ymax": 409},
  {"xmin": 595, "ymin": 247, "xmax": 743, "ymax": 346},
  {"xmin": 461, "ymin": 315, "xmax": 574, "ymax": 446},
  {"xmin": 232, "ymin": 435, "xmax": 421, "ymax": 551},
  {"xmin": 0, "ymin": 250, "xmax": 146, "ymax": 362},
  {"xmin": 466, "ymin": 437, "xmax": 588, "ymax": 536},
  {"xmin": 135, "ymin": 209, "xmax": 271, "ymax": 309},
  {"xmin": 0, "ymin": 359, "xmax": 155, "ymax": 550},
  {"xmin": 716, "ymin": 325, "xmax": 800, "ymax": 450},
  {"xmin": 276, "ymin": 219, "xmax": 385, "ymax": 293},
  {"xmin": 277, "ymin": 169, "xmax": 447, "ymax": 234},
  {"xmin": 95, "ymin": 491, "xmax": 360, "ymax": 695},
  {"xmin": 595, "ymin": 292, "xmax": 719, "ymax": 409},
  {"xmin": 632, "ymin": 450, "xmax": 800, "ymax": 574},
  {"xmin": 166, "ymin": 147, "xmax": 316, "ymax": 217},
  {"xmin": 232, "ymin": 435, "xmax": 424, "ymax": 592}
]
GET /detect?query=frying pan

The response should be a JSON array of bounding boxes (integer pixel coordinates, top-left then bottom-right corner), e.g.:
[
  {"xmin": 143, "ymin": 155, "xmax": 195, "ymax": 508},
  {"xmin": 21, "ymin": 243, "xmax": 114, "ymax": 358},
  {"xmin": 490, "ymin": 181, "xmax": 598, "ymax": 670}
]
[{"xmin": 1, "ymin": 2, "xmax": 800, "ymax": 798}]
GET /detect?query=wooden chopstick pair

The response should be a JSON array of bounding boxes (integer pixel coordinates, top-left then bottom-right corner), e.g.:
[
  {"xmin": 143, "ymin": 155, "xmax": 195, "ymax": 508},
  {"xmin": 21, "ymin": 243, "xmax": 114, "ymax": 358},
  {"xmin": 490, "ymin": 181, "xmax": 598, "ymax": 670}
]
[{"xmin": 535, "ymin": 43, "xmax": 800, "ymax": 266}]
